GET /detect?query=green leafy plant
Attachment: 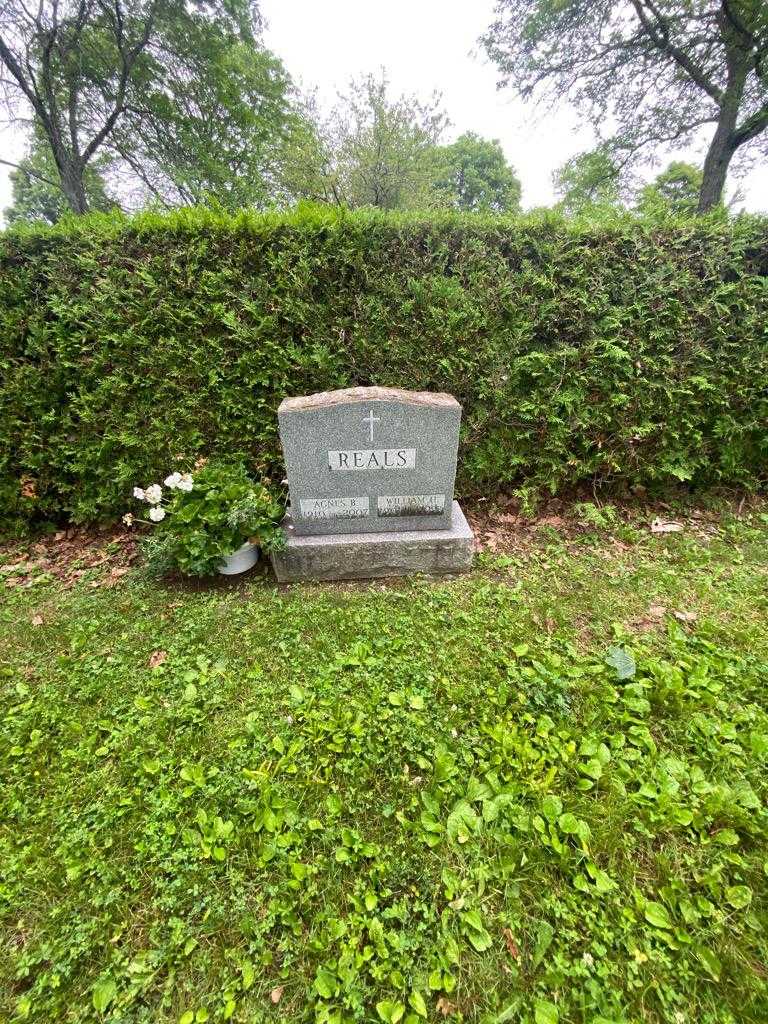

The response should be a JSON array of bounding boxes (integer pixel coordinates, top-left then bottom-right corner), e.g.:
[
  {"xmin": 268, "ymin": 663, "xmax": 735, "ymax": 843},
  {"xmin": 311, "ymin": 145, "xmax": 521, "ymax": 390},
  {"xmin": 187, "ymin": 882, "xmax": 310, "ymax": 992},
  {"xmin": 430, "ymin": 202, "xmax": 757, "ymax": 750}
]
[
  {"xmin": 573, "ymin": 502, "xmax": 619, "ymax": 531},
  {"xmin": 130, "ymin": 460, "xmax": 284, "ymax": 576}
]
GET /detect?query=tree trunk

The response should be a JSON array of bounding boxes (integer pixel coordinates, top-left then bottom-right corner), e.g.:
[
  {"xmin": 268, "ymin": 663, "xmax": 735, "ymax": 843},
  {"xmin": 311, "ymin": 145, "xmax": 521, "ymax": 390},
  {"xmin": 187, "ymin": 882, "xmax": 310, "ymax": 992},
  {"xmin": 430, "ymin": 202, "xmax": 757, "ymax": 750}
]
[
  {"xmin": 49, "ymin": 134, "xmax": 90, "ymax": 214},
  {"xmin": 698, "ymin": 11, "xmax": 749, "ymax": 214},
  {"xmin": 58, "ymin": 162, "xmax": 90, "ymax": 215},
  {"xmin": 698, "ymin": 124, "xmax": 736, "ymax": 212}
]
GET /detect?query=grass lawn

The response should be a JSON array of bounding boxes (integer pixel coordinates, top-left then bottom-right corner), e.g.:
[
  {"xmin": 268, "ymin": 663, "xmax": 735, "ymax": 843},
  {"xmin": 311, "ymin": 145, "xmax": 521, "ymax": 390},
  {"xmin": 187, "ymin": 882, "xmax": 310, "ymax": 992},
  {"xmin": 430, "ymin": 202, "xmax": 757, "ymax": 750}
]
[{"xmin": 2, "ymin": 501, "xmax": 768, "ymax": 1024}]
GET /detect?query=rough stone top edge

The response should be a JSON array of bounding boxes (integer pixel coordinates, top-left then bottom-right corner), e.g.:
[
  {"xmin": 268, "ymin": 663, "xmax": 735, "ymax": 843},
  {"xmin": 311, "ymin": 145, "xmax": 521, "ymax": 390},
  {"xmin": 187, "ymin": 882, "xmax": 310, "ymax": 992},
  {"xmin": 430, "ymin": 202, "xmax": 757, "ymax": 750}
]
[{"xmin": 278, "ymin": 386, "xmax": 461, "ymax": 414}]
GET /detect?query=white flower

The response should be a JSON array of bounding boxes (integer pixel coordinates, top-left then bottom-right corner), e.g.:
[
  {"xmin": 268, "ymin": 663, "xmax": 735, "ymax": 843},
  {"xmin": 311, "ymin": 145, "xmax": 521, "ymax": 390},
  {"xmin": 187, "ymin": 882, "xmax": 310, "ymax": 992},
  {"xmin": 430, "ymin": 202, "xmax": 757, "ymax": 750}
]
[
  {"xmin": 144, "ymin": 484, "xmax": 163, "ymax": 504},
  {"xmin": 133, "ymin": 487, "xmax": 145, "ymax": 500},
  {"xmin": 164, "ymin": 472, "xmax": 183, "ymax": 489},
  {"xmin": 177, "ymin": 473, "xmax": 193, "ymax": 492},
  {"xmin": 148, "ymin": 505, "xmax": 166, "ymax": 522},
  {"xmin": 122, "ymin": 512, "xmax": 134, "ymax": 527},
  {"xmin": 582, "ymin": 952, "xmax": 594, "ymax": 967}
]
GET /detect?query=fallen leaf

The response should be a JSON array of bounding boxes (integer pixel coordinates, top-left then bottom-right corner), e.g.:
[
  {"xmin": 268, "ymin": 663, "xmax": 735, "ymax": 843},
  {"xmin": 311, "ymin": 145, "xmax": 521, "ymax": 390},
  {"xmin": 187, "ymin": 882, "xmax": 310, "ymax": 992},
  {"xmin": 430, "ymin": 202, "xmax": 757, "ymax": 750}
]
[
  {"xmin": 630, "ymin": 603, "xmax": 668, "ymax": 631},
  {"xmin": 436, "ymin": 997, "xmax": 456, "ymax": 1017},
  {"xmin": 148, "ymin": 650, "xmax": 168, "ymax": 668},
  {"xmin": 31, "ymin": 615, "xmax": 43, "ymax": 626},
  {"xmin": 674, "ymin": 610, "xmax": 698, "ymax": 623},
  {"xmin": 270, "ymin": 986, "xmax": 284, "ymax": 1004},
  {"xmin": 494, "ymin": 513, "xmax": 519, "ymax": 525},
  {"xmin": 502, "ymin": 927, "xmax": 520, "ymax": 959},
  {"xmin": 538, "ymin": 515, "xmax": 565, "ymax": 528},
  {"xmin": 110, "ymin": 566, "xmax": 130, "ymax": 578},
  {"xmin": 650, "ymin": 518, "xmax": 683, "ymax": 534}
]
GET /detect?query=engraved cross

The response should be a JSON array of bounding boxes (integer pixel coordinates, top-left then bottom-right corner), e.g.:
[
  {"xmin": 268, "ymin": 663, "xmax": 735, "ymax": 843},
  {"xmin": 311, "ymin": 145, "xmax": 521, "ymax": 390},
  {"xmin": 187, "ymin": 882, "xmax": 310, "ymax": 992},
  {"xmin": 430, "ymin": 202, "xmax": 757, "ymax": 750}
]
[{"xmin": 363, "ymin": 409, "xmax": 380, "ymax": 442}]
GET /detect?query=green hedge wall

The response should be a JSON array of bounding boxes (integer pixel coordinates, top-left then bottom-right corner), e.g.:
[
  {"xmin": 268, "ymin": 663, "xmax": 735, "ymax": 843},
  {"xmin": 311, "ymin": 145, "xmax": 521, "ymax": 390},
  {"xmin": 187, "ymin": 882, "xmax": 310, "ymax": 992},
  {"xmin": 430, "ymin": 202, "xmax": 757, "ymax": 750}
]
[{"xmin": 1, "ymin": 206, "xmax": 767, "ymax": 529}]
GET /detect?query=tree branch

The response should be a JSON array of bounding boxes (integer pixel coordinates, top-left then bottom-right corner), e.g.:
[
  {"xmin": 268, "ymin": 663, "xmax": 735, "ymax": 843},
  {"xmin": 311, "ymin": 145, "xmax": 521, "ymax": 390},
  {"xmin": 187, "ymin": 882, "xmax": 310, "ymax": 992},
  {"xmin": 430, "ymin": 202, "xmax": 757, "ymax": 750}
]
[
  {"xmin": 631, "ymin": 0, "xmax": 723, "ymax": 103},
  {"xmin": 0, "ymin": 155, "xmax": 62, "ymax": 189},
  {"xmin": 80, "ymin": 0, "xmax": 157, "ymax": 164},
  {"xmin": 0, "ymin": 32, "xmax": 48, "ymax": 119},
  {"xmin": 734, "ymin": 100, "xmax": 768, "ymax": 145}
]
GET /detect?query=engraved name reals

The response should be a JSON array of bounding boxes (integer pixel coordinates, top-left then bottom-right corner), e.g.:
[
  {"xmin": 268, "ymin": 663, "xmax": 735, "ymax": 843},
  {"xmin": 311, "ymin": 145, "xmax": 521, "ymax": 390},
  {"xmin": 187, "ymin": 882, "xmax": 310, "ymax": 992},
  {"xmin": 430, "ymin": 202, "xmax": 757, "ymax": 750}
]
[{"xmin": 328, "ymin": 448, "xmax": 416, "ymax": 471}]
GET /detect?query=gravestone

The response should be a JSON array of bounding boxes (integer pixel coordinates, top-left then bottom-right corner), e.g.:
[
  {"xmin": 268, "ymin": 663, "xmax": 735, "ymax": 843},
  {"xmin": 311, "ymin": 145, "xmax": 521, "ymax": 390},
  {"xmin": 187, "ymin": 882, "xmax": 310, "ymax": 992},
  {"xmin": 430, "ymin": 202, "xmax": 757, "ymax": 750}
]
[{"xmin": 270, "ymin": 386, "xmax": 475, "ymax": 582}]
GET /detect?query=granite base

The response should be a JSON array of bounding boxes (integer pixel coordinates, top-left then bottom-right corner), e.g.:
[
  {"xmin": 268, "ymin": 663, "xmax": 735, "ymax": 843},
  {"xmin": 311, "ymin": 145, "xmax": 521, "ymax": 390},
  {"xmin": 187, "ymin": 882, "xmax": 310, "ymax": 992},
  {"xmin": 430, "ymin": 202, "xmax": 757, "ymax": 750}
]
[{"xmin": 271, "ymin": 501, "xmax": 475, "ymax": 582}]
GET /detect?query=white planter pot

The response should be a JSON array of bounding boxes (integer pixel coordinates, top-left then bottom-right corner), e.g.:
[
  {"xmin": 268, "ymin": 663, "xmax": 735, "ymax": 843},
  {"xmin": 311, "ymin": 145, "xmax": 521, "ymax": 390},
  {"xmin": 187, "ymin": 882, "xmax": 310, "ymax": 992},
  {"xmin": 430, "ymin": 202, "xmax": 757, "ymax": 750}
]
[{"xmin": 217, "ymin": 541, "xmax": 259, "ymax": 576}]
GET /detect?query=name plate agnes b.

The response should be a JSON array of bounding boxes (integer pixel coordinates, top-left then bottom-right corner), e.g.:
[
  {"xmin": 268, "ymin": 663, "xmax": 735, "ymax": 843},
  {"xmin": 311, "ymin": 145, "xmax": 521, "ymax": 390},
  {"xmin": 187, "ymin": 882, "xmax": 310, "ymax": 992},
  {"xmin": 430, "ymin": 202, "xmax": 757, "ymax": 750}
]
[{"xmin": 299, "ymin": 497, "xmax": 369, "ymax": 520}]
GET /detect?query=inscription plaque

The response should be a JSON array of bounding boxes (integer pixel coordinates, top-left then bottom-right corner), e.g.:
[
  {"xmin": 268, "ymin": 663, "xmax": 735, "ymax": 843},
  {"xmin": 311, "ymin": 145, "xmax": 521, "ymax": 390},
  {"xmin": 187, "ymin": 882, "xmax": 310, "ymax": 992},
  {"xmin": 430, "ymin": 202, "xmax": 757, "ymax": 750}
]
[
  {"xmin": 299, "ymin": 497, "xmax": 370, "ymax": 520},
  {"xmin": 328, "ymin": 448, "xmax": 416, "ymax": 471},
  {"xmin": 377, "ymin": 494, "xmax": 445, "ymax": 517}
]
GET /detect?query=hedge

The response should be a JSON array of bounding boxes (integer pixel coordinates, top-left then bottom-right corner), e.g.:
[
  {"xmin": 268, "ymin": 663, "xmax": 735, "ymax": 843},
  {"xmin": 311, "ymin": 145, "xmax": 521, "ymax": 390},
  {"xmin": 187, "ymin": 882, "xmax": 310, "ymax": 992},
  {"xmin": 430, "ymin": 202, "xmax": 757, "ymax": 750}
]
[{"xmin": 1, "ymin": 206, "xmax": 767, "ymax": 530}]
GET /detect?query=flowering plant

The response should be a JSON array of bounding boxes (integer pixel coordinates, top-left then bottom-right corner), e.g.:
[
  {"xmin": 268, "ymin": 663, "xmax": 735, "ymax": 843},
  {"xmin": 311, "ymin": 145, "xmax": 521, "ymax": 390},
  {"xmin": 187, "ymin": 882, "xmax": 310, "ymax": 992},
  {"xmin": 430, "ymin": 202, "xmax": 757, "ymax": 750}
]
[{"xmin": 127, "ymin": 461, "xmax": 285, "ymax": 576}]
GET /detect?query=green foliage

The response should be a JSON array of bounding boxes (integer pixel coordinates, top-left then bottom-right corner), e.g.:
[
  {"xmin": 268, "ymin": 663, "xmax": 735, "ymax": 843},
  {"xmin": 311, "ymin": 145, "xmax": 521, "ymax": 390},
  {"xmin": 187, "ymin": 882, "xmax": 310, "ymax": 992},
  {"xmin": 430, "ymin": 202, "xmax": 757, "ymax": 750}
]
[
  {"xmin": 4, "ymin": 133, "xmax": 116, "ymax": 226},
  {"xmin": 431, "ymin": 132, "xmax": 522, "ymax": 213},
  {"xmin": 2, "ymin": 509, "xmax": 768, "ymax": 1022},
  {"xmin": 111, "ymin": 33, "xmax": 299, "ymax": 210},
  {"xmin": 553, "ymin": 147, "xmax": 622, "ymax": 216},
  {"xmin": 288, "ymin": 71, "xmax": 448, "ymax": 210},
  {"xmin": 133, "ymin": 461, "xmax": 284, "ymax": 576},
  {"xmin": 0, "ymin": 0, "xmax": 270, "ymax": 214},
  {"xmin": 637, "ymin": 162, "xmax": 706, "ymax": 219},
  {"xmin": 481, "ymin": 0, "xmax": 768, "ymax": 211},
  {"xmin": 1, "ymin": 205, "xmax": 767, "ymax": 530}
]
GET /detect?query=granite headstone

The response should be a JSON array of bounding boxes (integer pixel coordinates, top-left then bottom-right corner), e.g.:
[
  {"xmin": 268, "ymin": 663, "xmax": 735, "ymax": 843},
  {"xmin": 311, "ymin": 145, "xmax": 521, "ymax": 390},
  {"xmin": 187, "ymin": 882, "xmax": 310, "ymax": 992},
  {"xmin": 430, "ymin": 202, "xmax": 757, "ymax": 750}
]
[
  {"xmin": 278, "ymin": 386, "xmax": 461, "ymax": 536},
  {"xmin": 271, "ymin": 386, "xmax": 475, "ymax": 581}
]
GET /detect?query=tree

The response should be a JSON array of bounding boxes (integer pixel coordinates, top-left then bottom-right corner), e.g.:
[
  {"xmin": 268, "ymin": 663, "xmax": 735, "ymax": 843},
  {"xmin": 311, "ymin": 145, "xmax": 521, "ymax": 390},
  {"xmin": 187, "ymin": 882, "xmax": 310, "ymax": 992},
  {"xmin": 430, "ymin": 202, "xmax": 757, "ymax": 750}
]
[
  {"xmin": 287, "ymin": 72, "xmax": 448, "ymax": 210},
  {"xmin": 636, "ymin": 161, "xmax": 704, "ymax": 216},
  {"xmin": 277, "ymin": 92, "xmax": 340, "ymax": 205},
  {"xmin": 0, "ymin": 0, "xmax": 264, "ymax": 214},
  {"xmin": 108, "ymin": 22, "xmax": 298, "ymax": 209},
  {"xmin": 430, "ymin": 132, "xmax": 521, "ymax": 213},
  {"xmin": 4, "ymin": 131, "xmax": 115, "ymax": 224},
  {"xmin": 553, "ymin": 148, "xmax": 623, "ymax": 215},
  {"xmin": 481, "ymin": 1, "xmax": 768, "ymax": 212}
]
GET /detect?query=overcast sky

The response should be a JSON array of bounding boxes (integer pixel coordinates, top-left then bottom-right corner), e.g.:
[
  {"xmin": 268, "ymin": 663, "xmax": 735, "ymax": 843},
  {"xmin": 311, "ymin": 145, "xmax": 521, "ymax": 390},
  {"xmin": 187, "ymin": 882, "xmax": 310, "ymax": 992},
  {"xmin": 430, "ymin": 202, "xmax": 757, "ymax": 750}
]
[{"xmin": 1, "ymin": 0, "xmax": 766, "ymax": 220}]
